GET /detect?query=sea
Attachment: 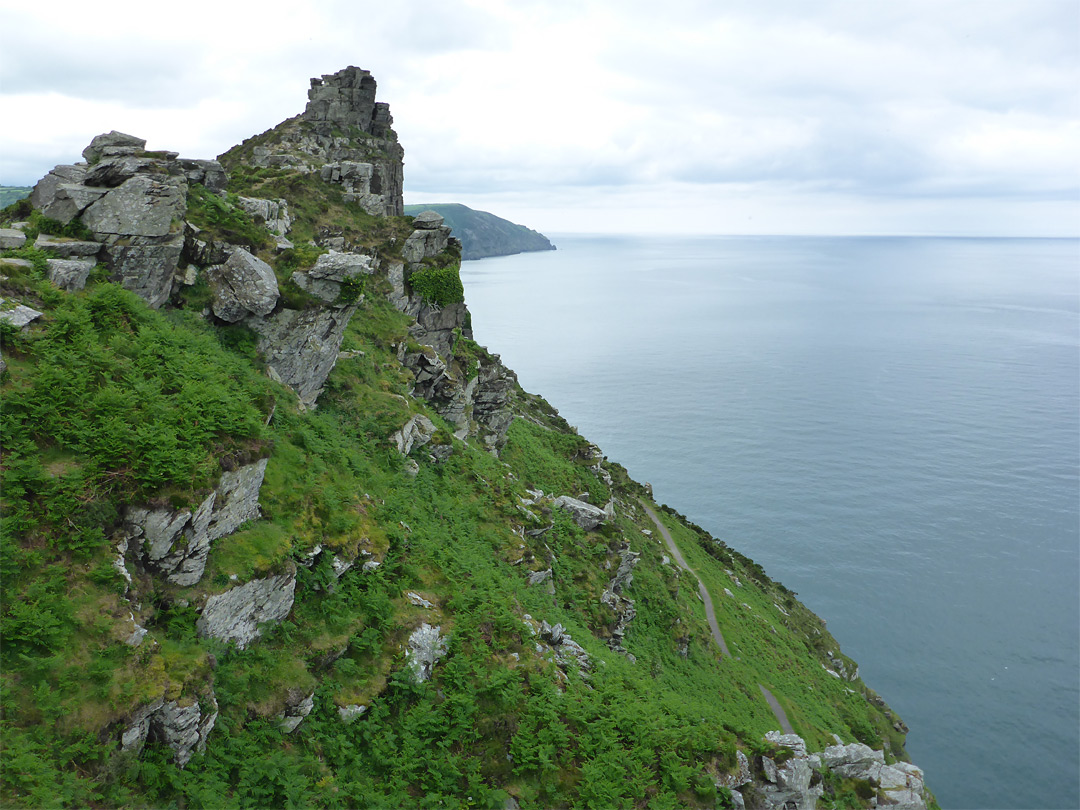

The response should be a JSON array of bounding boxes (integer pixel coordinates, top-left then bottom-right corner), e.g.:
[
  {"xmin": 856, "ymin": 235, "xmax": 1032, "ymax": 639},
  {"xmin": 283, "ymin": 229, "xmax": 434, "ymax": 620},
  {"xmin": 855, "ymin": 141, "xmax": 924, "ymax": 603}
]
[{"xmin": 459, "ymin": 234, "xmax": 1080, "ymax": 810}]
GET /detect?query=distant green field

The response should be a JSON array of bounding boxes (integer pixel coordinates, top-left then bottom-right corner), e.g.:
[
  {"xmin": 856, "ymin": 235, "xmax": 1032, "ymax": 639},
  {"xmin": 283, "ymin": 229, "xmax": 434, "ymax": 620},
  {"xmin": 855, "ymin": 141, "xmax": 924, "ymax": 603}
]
[{"xmin": 0, "ymin": 186, "xmax": 31, "ymax": 211}]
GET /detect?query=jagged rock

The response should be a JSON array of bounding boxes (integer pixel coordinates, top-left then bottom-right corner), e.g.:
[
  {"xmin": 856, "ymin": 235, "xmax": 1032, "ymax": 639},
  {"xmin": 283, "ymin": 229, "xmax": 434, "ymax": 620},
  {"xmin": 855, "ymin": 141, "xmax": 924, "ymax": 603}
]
[
  {"xmin": 765, "ymin": 731, "xmax": 808, "ymax": 757},
  {"xmin": 207, "ymin": 248, "xmax": 279, "ymax": 322},
  {"xmin": 528, "ymin": 568, "xmax": 553, "ymax": 587},
  {"xmin": 338, "ymin": 704, "xmax": 367, "ymax": 723},
  {"xmin": 30, "ymin": 164, "xmax": 88, "ymax": 216},
  {"xmin": 0, "ymin": 299, "xmax": 43, "ymax": 328},
  {"xmin": 121, "ymin": 458, "xmax": 268, "ymax": 586},
  {"xmin": 178, "ymin": 158, "xmax": 228, "ymax": 192},
  {"xmin": 46, "ymin": 258, "xmax": 95, "ymax": 292},
  {"xmin": 392, "ymin": 414, "xmax": 437, "ymax": 455},
  {"xmin": 319, "ymin": 162, "xmax": 386, "ymax": 215},
  {"xmin": 34, "ymin": 234, "xmax": 101, "ymax": 258},
  {"xmin": 721, "ymin": 750, "xmax": 753, "ymax": 789},
  {"xmin": 538, "ymin": 620, "xmax": 592, "ymax": 673},
  {"xmin": 182, "ymin": 222, "xmax": 231, "ymax": 267},
  {"xmin": 84, "ymin": 155, "xmax": 167, "ymax": 188},
  {"xmin": 101, "ymin": 236, "xmax": 184, "ymax": 308},
  {"xmin": 291, "ymin": 250, "xmax": 374, "ymax": 303},
  {"xmin": 197, "ymin": 571, "xmax": 297, "ymax": 649},
  {"xmin": 236, "ymin": 196, "xmax": 291, "ymax": 236},
  {"xmin": 0, "ymin": 228, "xmax": 26, "ymax": 249},
  {"xmin": 406, "ymin": 591, "xmax": 435, "ymax": 609},
  {"xmin": 83, "ymin": 131, "xmax": 146, "ymax": 164},
  {"xmin": 82, "ymin": 174, "xmax": 187, "ymax": 239},
  {"xmin": 251, "ymin": 305, "xmax": 358, "ymax": 408},
  {"xmin": 120, "ymin": 697, "xmax": 165, "ymax": 754},
  {"xmin": 402, "ymin": 224, "xmax": 451, "ymax": 266},
  {"xmin": 601, "ymin": 544, "xmax": 640, "ymax": 652},
  {"xmin": 277, "ymin": 690, "xmax": 315, "ymax": 734},
  {"xmin": 553, "ymin": 496, "xmax": 608, "ymax": 530},
  {"xmin": 148, "ymin": 694, "xmax": 218, "ymax": 767},
  {"xmin": 751, "ymin": 733, "xmax": 823, "ymax": 810},
  {"xmin": 406, "ymin": 623, "xmax": 448, "ymax": 683},
  {"xmin": 822, "ymin": 742, "xmax": 928, "ymax": 807}
]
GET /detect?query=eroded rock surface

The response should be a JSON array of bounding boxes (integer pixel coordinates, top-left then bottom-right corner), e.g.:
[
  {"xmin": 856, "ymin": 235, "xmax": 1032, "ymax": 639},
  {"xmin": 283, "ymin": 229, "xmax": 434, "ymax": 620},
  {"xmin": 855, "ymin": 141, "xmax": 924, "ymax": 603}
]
[
  {"xmin": 406, "ymin": 623, "xmax": 448, "ymax": 683},
  {"xmin": 196, "ymin": 572, "xmax": 297, "ymax": 649}
]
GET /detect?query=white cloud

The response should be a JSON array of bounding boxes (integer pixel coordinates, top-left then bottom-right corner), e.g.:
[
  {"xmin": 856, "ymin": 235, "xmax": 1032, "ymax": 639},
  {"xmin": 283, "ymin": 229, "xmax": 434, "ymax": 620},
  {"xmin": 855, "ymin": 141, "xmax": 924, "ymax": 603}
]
[{"xmin": 1, "ymin": 0, "xmax": 1076, "ymax": 235}]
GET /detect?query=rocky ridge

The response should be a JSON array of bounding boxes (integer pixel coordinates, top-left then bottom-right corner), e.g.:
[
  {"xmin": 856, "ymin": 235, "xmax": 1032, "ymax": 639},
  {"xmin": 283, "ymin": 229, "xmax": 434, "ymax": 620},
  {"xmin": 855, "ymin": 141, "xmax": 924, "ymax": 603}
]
[{"xmin": 0, "ymin": 67, "xmax": 934, "ymax": 809}]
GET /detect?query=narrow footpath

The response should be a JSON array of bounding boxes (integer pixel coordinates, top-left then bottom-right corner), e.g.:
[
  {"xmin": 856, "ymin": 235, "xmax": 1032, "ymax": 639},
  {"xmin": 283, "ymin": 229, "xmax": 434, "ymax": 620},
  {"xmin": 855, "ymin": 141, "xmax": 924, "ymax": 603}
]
[{"xmin": 640, "ymin": 501, "xmax": 795, "ymax": 735}]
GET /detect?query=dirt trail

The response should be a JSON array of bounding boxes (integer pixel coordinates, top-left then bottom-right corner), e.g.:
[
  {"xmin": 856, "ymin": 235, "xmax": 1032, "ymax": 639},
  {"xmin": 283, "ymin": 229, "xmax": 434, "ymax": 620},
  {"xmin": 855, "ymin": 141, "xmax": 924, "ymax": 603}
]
[{"xmin": 640, "ymin": 501, "xmax": 794, "ymax": 735}]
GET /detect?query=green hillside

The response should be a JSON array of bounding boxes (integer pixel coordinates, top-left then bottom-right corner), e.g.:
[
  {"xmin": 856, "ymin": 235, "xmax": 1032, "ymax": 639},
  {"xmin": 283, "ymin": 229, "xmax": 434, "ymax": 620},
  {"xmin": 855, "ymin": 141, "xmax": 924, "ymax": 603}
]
[
  {"xmin": 404, "ymin": 203, "xmax": 554, "ymax": 260},
  {"xmin": 0, "ymin": 69, "xmax": 933, "ymax": 809},
  {"xmin": 0, "ymin": 186, "xmax": 31, "ymax": 210}
]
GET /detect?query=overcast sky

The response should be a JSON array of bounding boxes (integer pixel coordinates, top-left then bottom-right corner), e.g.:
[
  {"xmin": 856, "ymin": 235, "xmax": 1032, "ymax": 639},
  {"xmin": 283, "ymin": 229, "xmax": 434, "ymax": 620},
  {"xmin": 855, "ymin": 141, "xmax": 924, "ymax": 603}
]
[{"xmin": 2, "ymin": 0, "xmax": 1077, "ymax": 235}]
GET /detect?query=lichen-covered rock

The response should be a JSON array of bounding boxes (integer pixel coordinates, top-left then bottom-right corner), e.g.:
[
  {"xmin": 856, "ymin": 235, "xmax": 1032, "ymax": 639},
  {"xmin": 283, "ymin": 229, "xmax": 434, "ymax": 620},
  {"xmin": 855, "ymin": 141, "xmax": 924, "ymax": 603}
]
[
  {"xmin": 101, "ymin": 236, "xmax": 184, "ymax": 308},
  {"xmin": 34, "ymin": 234, "xmax": 101, "ymax": 258},
  {"xmin": 277, "ymin": 690, "xmax": 315, "ymax": 734},
  {"xmin": 177, "ymin": 158, "xmax": 228, "ymax": 193},
  {"xmin": 82, "ymin": 174, "xmax": 187, "ymax": 239},
  {"xmin": 601, "ymin": 544, "xmax": 640, "ymax": 653},
  {"xmin": 46, "ymin": 258, "xmax": 95, "ymax": 291},
  {"xmin": 120, "ymin": 697, "xmax": 165, "ymax": 754},
  {"xmin": 406, "ymin": 623, "xmax": 448, "ymax": 683},
  {"xmin": 0, "ymin": 299, "xmax": 43, "ymax": 329},
  {"xmin": 196, "ymin": 572, "xmax": 297, "ymax": 649},
  {"xmin": 338, "ymin": 704, "xmax": 367, "ymax": 723},
  {"xmin": 553, "ymin": 496, "xmax": 608, "ymax": 530},
  {"xmin": 121, "ymin": 458, "xmax": 268, "ymax": 587},
  {"xmin": 207, "ymin": 248, "xmax": 279, "ymax": 322},
  {"xmin": 148, "ymin": 694, "xmax": 218, "ymax": 767},
  {"xmin": 236, "ymin": 196, "xmax": 291, "ymax": 236},
  {"xmin": 392, "ymin": 414, "xmax": 437, "ymax": 456},
  {"xmin": 251, "ymin": 305, "xmax": 358, "ymax": 408},
  {"xmin": 0, "ymin": 229, "xmax": 26, "ymax": 249},
  {"xmin": 30, "ymin": 164, "xmax": 88, "ymax": 217},
  {"xmin": 402, "ymin": 224, "xmax": 451, "ymax": 266}
]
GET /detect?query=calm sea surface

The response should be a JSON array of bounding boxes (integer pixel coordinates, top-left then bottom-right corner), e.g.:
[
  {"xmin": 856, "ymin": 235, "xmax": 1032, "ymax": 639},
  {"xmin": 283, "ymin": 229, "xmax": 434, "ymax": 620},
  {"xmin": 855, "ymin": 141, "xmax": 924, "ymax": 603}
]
[{"xmin": 460, "ymin": 235, "xmax": 1080, "ymax": 810}]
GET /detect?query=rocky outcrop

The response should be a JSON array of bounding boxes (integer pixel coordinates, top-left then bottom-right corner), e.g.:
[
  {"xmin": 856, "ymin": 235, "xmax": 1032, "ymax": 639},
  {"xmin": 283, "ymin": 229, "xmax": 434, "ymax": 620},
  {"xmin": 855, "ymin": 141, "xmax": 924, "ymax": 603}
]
[
  {"xmin": 406, "ymin": 623, "xmax": 448, "ymax": 683},
  {"xmin": 250, "ymin": 305, "xmax": 358, "ymax": 408},
  {"xmin": 277, "ymin": 689, "xmax": 315, "ymax": 734},
  {"xmin": 822, "ymin": 742, "xmax": 929, "ymax": 807},
  {"xmin": 392, "ymin": 414, "xmax": 438, "ymax": 456},
  {"xmin": 119, "ymin": 459, "xmax": 268, "ymax": 587},
  {"xmin": 0, "ymin": 299, "xmax": 44, "ymax": 329},
  {"xmin": 121, "ymin": 693, "xmax": 218, "ymax": 768},
  {"xmin": 0, "ymin": 228, "xmax": 26, "ymax": 249},
  {"xmin": 196, "ymin": 571, "xmax": 297, "ymax": 649},
  {"xmin": 553, "ymin": 496, "xmax": 609, "ymax": 530},
  {"xmin": 601, "ymin": 544, "xmax": 640, "ymax": 655},
  {"xmin": 35, "ymin": 234, "xmax": 101, "ymax": 258},
  {"xmin": 235, "ymin": 196, "xmax": 291, "ymax": 236},
  {"xmin": 291, "ymin": 249, "xmax": 374, "ymax": 303},
  {"xmin": 83, "ymin": 131, "xmax": 146, "ymax": 164}
]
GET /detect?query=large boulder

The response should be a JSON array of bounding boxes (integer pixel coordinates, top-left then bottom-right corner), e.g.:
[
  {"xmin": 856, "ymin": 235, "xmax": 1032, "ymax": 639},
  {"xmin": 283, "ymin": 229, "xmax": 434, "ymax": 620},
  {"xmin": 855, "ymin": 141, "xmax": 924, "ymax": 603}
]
[
  {"xmin": 553, "ymin": 496, "xmax": 608, "ymax": 530},
  {"xmin": 46, "ymin": 258, "xmax": 95, "ymax": 292},
  {"xmin": 101, "ymin": 237, "xmax": 184, "ymax": 309},
  {"xmin": 30, "ymin": 164, "xmax": 88, "ymax": 215},
  {"xmin": 82, "ymin": 130, "xmax": 146, "ymax": 164},
  {"xmin": 207, "ymin": 248, "xmax": 280, "ymax": 322},
  {"xmin": 291, "ymin": 250, "xmax": 374, "ymax": 303},
  {"xmin": 406, "ymin": 623, "xmax": 448, "ymax": 683},
  {"xmin": 148, "ymin": 695, "xmax": 218, "ymax": 767}
]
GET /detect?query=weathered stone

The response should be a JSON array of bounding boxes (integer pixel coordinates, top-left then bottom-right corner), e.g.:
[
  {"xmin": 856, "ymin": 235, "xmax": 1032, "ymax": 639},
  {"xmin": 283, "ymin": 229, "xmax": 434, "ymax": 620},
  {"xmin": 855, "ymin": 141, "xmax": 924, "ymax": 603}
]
[
  {"xmin": 721, "ymin": 750, "xmax": 753, "ymax": 789},
  {"xmin": 47, "ymin": 258, "xmax": 95, "ymax": 292},
  {"xmin": 206, "ymin": 458, "xmax": 269, "ymax": 540},
  {"xmin": 406, "ymin": 623, "xmax": 448, "ymax": 683},
  {"xmin": 251, "ymin": 305, "xmax": 358, "ymax": 408},
  {"xmin": 182, "ymin": 222, "xmax": 231, "ymax": 267},
  {"xmin": 392, "ymin": 414, "xmax": 437, "ymax": 456},
  {"xmin": 292, "ymin": 250, "xmax": 374, "ymax": 303},
  {"xmin": 553, "ymin": 496, "xmax": 608, "ymax": 530},
  {"xmin": 277, "ymin": 691, "xmax": 315, "ymax": 734},
  {"xmin": 207, "ymin": 248, "xmax": 279, "ymax": 322},
  {"xmin": 102, "ymin": 236, "xmax": 183, "ymax": 308},
  {"xmin": 148, "ymin": 694, "xmax": 218, "ymax": 767},
  {"xmin": 177, "ymin": 158, "xmax": 228, "ymax": 193},
  {"xmin": 120, "ymin": 697, "xmax": 165, "ymax": 754},
  {"xmin": 412, "ymin": 210, "xmax": 445, "ymax": 230},
  {"xmin": 84, "ymin": 156, "xmax": 165, "ymax": 188},
  {"xmin": 305, "ymin": 66, "xmax": 380, "ymax": 133},
  {"xmin": 83, "ymin": 131, "xmax": 146, "ymax": 164},
  {"xmin": 236, "ymin": 196, "xmax": 291, "ymax": 236},
  {"xmin": 406, "ymin": 591, "xmax": 435, "ymax": 609},
  {"xmin": 402, "ymin": 225, "xmax": 451, "ymax": 266},
  {"xmin": 34, "ymin": 234, "xmax": 101, "ymax": 258},
  {"xmin": 197, "ymin": 572, "xmax": 297, "ymax": 649},
  {"xmin": 30, "ymin": 164, "xmax": 88, "ymax": 213},
  {"xmin": 82, "ymin": 174, "xmax": 187, "ymax": 239},
  {"xmin": 0, "ymin": 299, "xmax": 43, "ymax": 328},
  {"xmin": 0, "ymin": 229, "xmax": 26, "ymax": 249}
]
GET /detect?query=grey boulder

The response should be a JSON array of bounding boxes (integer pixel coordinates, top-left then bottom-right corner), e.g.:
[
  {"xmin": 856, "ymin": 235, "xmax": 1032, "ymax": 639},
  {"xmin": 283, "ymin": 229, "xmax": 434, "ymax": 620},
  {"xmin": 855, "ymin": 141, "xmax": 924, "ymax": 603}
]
[{"xmin": 207, "ymin": 248, "xmax": 280, "ymax": 322}]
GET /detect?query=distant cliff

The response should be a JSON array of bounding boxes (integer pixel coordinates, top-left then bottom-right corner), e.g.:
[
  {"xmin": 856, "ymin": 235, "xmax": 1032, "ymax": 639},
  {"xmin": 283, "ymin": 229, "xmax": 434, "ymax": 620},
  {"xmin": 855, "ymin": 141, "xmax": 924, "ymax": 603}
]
[{"xmin": 403, "ymin": 202, "xmax": 554, "ymax": 260}]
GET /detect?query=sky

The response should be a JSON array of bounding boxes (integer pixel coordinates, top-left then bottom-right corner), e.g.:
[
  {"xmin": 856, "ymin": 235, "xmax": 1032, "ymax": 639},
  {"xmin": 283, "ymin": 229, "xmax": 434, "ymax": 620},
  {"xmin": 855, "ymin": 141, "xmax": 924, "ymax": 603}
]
[{"xmin": 1, "ymin": 0, "xmax": 1077, "ymax": 236}]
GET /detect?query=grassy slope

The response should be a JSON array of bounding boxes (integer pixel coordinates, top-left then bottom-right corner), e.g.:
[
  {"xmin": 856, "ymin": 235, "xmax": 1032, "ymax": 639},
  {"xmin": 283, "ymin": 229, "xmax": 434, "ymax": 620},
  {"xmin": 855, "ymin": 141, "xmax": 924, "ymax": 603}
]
[{"xmin": 0, "ymin": 167, "xmax": 918, "ymax": 809}]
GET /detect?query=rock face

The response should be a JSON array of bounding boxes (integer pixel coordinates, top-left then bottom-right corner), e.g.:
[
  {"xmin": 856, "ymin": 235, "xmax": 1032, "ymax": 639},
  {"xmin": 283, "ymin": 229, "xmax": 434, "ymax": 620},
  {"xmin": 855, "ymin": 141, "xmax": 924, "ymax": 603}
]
[
  {"xmin": 119, "ymin": 459, "xmax": 268, "ymax": 587},
  {"xmin": 250, "ymin": 305, "xmax": 358, "ymax": 408},
  {"xmin": 601, "ymin": 544, "xmax": 640, "ymax": 655},
  {"xmin": 291, "ymin": 249, "xmax": 374, "ymax": 304},
  {"xmin": 121, "ymin": 693, "xmax": 218, "ymax": 768},
  {"xmin": 196, "ymin": 572, "xmax": 297, "ymax": 649},
  {"xmin": 822, "ymin": 742, "xmax": 929, "ymax": 807}
]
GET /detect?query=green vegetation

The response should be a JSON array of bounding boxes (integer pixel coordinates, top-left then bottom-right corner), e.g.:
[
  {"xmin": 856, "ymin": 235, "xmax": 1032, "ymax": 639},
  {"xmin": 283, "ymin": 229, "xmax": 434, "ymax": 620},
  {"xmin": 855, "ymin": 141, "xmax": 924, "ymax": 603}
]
[
  {"xmin": 0, "ymin": 115, "xmax": 927, "ymax": 809},
  {"xmin": 0, "ymin": 186, "xmax": 31, "ymax": 211}
]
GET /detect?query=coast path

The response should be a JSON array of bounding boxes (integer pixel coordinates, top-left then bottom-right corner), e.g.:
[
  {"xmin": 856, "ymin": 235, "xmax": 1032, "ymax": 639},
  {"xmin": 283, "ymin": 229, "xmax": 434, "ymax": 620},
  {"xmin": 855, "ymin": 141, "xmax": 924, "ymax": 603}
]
[{"xmin": 640, "ymin": 501, "xmax": 795, "ymax": 736}]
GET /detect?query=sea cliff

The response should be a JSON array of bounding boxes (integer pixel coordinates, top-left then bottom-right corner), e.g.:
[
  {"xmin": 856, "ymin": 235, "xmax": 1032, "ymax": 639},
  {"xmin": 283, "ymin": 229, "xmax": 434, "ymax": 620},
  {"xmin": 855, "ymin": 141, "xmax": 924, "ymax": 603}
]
[{"xmin": 0, "ymin": 67, "xmax": 934, "ymax": 809}]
